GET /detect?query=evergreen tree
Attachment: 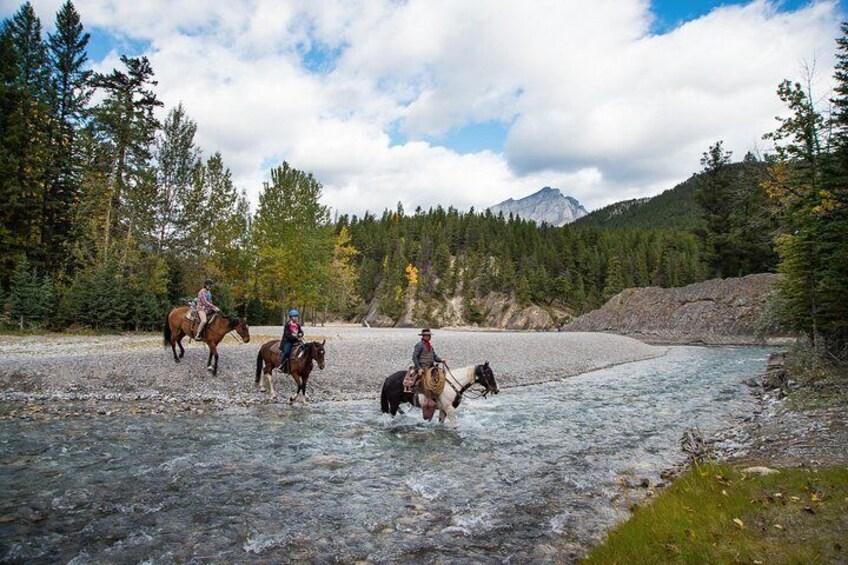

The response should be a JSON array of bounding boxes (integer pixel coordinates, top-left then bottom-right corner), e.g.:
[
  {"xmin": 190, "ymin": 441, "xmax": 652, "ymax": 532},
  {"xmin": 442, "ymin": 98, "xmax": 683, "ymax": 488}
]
[
  {"xmin": 153, "ymin": 103, "xmax": 200, "ymax": 253},
  {"xmin": 694, "ymin": 141, "xmax": 734, "ymax": 277},
  {"xmin": 0, "ymin": 4, "xmax": 52, "ymax": 274},
  {"xmin": 764, "ymin": 57, "xmax": 847, "ymax": 354},
  {"xmin": 90, "ymin": 55, "xmax": 162, "ymax": 260},
  {"xmin": 42, "ymin": 0, "xmax": 91, "ymax": 272},
  {"xmin": 8, "ymin": 257, "xmax": 51, "ymax": 328}
]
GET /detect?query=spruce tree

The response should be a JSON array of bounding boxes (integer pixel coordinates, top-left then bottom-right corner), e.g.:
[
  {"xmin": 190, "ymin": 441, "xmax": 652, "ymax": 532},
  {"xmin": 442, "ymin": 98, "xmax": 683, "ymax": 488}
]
[
  {"xmin": 153, "ymin": 103, "xmax": 200, "ymax": 254},
  {"xmin": 8, "ymin": 257, "xmax": 49, "ymax": 329},
  {"xmin": 0, "ymin": 4, "xmax": 52, "ymax": 274},
  {"xmin": 90, "ymin": 55, "xmax": 162, "ymax": 260},
  {"xmin": 43, "ymin": 0, "xmax": 91, "ymax": 272}
]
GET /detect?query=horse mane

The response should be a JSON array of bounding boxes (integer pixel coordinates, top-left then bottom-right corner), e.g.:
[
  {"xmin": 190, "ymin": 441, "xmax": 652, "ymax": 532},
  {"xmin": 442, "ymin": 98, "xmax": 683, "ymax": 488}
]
[{"xmin": 227, "ymin": 317, "xmax": 239, "ymax": 329}]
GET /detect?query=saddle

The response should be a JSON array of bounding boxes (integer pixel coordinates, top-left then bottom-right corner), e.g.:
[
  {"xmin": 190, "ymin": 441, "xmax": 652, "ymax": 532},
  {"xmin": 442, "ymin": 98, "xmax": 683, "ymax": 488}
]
[
  {"xmin": 404, "ymin": 366, "xmax": 446, "ymax": 407},
  {"xmin": 184, "ymin": 303, "xmax": 217, "ymax": 339},
  {"xmin": 276, "ymin": 342, "xmax": 304, "ymax": 373}
]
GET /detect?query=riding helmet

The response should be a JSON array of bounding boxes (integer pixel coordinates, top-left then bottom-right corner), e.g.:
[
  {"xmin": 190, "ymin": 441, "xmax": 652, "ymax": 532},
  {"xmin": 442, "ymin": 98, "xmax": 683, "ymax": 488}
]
[
  {"xmin": 204, "ymin": 278, "xmax": 214, "ymax": 286},
  {"xmin": 289, "ymin": 309, "xmax": 299, "ymax": 317}
]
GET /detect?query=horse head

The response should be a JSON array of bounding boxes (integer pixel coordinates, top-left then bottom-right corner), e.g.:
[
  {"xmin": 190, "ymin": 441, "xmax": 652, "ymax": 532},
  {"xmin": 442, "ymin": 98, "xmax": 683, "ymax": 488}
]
[
  {"xmin": 475, "ymin": 361, "xmax": 499, "ymax": 397},
  {"xmin": 311, "ymin": 339, "xmax": 326, "ymax": 370},
  {"xmin": 234, "ymin": 317, "xmax": 250, "ymax": 343}
]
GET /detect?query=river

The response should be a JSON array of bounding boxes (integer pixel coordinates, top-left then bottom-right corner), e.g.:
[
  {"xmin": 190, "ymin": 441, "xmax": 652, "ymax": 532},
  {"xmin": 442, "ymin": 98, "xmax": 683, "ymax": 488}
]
[{"xmin": 1, "ymin": 345, "xmax": 770, "ymax": 564}]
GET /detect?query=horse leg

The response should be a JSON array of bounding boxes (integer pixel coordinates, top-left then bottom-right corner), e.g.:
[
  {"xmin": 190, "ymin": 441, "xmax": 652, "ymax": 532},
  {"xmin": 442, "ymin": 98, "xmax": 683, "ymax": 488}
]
[
  {"xmin": 177, "ymin": 332, "xmax": 185, "ymax": 358},
  {"xmin": 266, "ymin": 366, "xmax": 277, "ymax": 402},
  {"xmin": 443, "ymin": 405, "xmax": 459, "ymax": 427},
  {"xmin": 213, "ymin": 350, "xmax": 219, "ymax": 376},
  {"xmin": 300, "ymin": 377, "xmax": 309, "ymax": 404},
  {"xmin": 170, "ymin": 328, "xmax": 180, "ymax": 363},
  {"xmin": 207, "ymin": 347, "xmax": 215, "ymax": 374},
  {"xmin": 289, "ymin": 374, "xmax": 302, "ymax": 404}
]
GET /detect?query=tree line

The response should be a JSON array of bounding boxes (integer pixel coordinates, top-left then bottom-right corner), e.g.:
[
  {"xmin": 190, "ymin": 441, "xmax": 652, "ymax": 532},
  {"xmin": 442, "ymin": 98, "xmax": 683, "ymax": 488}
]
[
  {"xmin": 0, "ymin": 2, "xmax": 353, "ymax": 330},
  {"xmin": 1, "ymin": 1, "xmax": 846, "ymax": 359}
]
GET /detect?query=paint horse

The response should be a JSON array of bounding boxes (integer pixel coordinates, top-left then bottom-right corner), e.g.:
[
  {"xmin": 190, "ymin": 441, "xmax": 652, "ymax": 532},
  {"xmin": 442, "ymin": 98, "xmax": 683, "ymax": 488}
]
[
  {"xmin": 255, "ymin": 339, "xmax": 326, "ymax": 403},
  {"xmin": 380, "ymin": 362, "xmax": 499, "ymax": 426},
  {"xmin": 163, "ymin": 303, "xmax": 250, "ymax": 375}
]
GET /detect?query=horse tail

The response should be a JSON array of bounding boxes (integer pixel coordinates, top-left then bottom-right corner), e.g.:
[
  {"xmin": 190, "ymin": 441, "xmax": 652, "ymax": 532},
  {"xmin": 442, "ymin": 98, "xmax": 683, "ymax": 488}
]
[
  {"xmin": 255, "ymin": 349, "xmax": 265, "ymax": 385},
  {"xmin": 380, "ymin": 379, "xmax": 390, "ymax": 413},
  {"xmin": 163, "ymin": 316, "xmax": 172, "ymax": 348}
]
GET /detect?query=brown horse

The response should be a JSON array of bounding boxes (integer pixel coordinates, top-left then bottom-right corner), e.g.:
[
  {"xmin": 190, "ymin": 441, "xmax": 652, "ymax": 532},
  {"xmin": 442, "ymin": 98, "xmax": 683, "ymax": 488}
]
[
  {"xmin": 163, "ymin": 304, "xmax": 250, "ymax": 375},
  {"xmin": 255, "ymin": 339, "xmax": 326, "ymax": 403}
]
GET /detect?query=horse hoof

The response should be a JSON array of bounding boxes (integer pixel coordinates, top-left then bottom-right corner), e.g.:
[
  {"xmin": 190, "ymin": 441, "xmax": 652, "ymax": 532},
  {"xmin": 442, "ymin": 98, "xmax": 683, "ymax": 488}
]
[
  {"xmin": 174, "ymin": 359, "xmax": 180, "ymax": 364},
  {"xmin": 259, "ymin": 387, "xmax": 266, "ymax": 393}
]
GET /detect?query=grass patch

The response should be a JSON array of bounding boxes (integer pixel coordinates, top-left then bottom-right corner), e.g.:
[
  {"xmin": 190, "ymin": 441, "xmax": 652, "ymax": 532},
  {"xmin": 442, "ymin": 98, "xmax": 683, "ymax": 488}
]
[{"xmin": 584, "ymin": 463, "xmax": 848, "ymax": 564}]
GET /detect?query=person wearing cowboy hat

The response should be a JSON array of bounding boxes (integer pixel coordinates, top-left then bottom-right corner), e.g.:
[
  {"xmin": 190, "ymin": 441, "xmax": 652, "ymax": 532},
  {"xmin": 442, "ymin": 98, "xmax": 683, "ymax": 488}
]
[
  {"xmin": 195, "ymin": 278, "xmax": 220, "ymax": 339},
  {"xmin": 406, "ymin": 328, "xmax": 447, "ymax": 393}
]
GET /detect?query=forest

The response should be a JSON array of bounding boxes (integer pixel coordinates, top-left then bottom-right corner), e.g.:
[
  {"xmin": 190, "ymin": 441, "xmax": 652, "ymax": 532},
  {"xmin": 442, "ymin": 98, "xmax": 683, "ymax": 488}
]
[{"xmin": 1, "ymin": 2, "xmax": 846, "ymax": 358}]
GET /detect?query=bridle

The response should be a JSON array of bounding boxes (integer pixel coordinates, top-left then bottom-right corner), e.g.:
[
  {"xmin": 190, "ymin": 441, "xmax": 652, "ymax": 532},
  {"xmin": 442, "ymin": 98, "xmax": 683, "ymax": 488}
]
[
  {"xmin": 444, "ymin": 363, "xmax": 493, "ymax": 401},
  {"xmin": 225, "ymin": 317, "xmax": 249, "ymax": 343}
]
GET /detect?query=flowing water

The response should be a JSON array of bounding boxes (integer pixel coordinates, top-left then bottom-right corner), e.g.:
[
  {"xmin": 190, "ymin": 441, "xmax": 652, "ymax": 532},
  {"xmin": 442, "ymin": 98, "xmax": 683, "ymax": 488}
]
[{"xmin": 1, "ymin": 346, "xmax": 770, "ymax": 564}]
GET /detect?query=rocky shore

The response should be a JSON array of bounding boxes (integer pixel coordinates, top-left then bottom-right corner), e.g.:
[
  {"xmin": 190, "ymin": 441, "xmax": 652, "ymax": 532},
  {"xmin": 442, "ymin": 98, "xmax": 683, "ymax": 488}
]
[
  {"xmin": 715, "ymin": 351, "xmax": 848, "ymax": 468},
  {"xmin": 0, "ymin": 327, "xmax": 665, "ymax": 420}
]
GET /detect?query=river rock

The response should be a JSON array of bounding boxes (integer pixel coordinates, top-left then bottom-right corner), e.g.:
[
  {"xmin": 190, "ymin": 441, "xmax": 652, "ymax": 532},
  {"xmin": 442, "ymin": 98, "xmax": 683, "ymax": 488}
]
[{"xmin": 741, "ymin": 466, "xmax": 779, "ymax": 476}]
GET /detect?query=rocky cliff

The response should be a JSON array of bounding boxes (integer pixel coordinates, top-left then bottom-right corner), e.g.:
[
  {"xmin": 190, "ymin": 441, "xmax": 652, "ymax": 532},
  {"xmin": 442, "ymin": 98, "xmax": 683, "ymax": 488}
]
[
  {"xmin": 363, "ymin": 291, "xmax": 570, "ymax": 330},
  {"xmin": 563, "ymin": 273, "xmax": 782, "ymax": 344}
]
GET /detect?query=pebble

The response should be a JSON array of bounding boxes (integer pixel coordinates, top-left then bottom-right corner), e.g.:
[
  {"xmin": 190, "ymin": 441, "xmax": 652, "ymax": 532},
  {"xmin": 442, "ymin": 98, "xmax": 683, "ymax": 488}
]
[{"xmin": 0, "ymin": 327, "xmax": 666, "ymax": 420}]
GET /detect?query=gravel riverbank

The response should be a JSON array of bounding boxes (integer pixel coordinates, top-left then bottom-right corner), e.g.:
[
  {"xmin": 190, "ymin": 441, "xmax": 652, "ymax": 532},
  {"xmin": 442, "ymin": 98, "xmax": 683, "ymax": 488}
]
[{"xmin": 0, "ymin": 327, "xmax": 666, "ymax": 420}]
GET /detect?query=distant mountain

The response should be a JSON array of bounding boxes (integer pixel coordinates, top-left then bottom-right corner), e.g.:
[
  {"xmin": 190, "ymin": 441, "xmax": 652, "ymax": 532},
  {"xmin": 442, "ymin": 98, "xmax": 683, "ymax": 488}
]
[{"xmin": 488, "ymin": 187, "xmax": 588, "ymax": 226}]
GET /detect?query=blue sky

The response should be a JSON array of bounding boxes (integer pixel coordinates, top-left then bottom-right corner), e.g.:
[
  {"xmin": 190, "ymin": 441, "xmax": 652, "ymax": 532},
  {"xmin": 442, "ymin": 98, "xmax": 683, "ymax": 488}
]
[
  {"xmin": 649, "ymin": 0, "xmax": 820, "ymax": 31},
  {"xmin": 3, "ymin": 0, "xmax": 845, "ymax": 214}
]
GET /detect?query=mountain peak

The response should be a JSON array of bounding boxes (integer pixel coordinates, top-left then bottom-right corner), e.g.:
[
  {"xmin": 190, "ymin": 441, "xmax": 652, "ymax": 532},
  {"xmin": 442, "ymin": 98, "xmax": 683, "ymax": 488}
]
[{"xmin": 488, "ymin": 187, "xmax": 588, "ymax": 226}]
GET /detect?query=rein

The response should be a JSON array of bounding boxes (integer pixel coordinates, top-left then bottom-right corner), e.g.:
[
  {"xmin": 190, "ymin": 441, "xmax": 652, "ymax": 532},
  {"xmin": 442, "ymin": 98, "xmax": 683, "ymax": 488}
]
[{"xmin": 444, "ymin": 363, "xmax": 483, "ymax": 400}]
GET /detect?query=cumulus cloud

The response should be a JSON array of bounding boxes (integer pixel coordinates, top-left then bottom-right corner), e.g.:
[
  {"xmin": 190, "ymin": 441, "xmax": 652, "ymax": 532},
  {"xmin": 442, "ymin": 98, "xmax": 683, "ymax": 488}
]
[{"xmin": 14, "ymin": 0, "xmax": 844, "ymax": 214}]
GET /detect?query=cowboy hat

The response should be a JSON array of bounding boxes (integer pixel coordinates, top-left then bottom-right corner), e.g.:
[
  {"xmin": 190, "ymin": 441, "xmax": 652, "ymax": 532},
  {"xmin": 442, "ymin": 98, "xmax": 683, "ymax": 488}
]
[{"xmin": 418, "ymin": 328, "xmax": 432, "ymax": 336}]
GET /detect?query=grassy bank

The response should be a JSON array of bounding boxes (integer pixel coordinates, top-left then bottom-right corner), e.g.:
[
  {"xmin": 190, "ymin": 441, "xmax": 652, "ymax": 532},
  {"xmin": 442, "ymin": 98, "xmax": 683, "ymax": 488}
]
[{"xmin": 584, "ymin": 462, "xmax": 848, "ymax": 564}]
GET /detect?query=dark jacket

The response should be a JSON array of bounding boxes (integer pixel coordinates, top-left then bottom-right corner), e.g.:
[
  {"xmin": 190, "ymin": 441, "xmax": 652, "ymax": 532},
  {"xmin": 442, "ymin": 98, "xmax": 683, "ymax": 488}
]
[
  {"xmin": 412, "ymin": 340, "xmax": 442, "ymax": 369},
  {"xmin": 283, "ymin": 321, "xmax": 303, "ymax": 344}
]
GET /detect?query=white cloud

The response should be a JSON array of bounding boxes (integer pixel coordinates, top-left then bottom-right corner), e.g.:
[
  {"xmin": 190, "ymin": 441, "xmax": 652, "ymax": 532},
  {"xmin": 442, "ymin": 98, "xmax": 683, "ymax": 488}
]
[{"xmin": 14, "ymin": 0, "xmax": 845, "ymax": 214}]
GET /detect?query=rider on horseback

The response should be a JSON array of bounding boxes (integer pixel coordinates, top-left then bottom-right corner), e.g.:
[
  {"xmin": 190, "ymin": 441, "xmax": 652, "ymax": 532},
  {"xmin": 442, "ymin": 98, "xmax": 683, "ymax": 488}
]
[
  {"xmin": 404, "ymin": 328, "xmax": 447, "ymax": 393},
  {"xmin": 279, "ymin": 309, "xmax": 304, "ymax": 373},
  {"xmin": 195, "ymin": 279, "xmax": 220, "ymax": 339}
]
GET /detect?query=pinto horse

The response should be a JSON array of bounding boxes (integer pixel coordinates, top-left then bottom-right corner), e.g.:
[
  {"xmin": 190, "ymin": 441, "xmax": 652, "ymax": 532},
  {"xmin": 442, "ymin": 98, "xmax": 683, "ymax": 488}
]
[
  {"xmin": 163, "ymin": 304, "xmax": 250, "ymax": 375},
  {"xmin": 380, "ymin": 362, "xmax": 499, "ymax": 426},
  {"xmin": 255, "ymin": 339, "xmax": 326, "ymax": 403}
]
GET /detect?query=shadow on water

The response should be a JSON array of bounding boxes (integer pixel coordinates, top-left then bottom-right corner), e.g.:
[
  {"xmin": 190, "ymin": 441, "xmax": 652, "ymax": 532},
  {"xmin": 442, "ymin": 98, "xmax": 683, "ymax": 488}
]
[{"xmin": 0, "ymin": 346, "xmax": 772, "ymax": 563}]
